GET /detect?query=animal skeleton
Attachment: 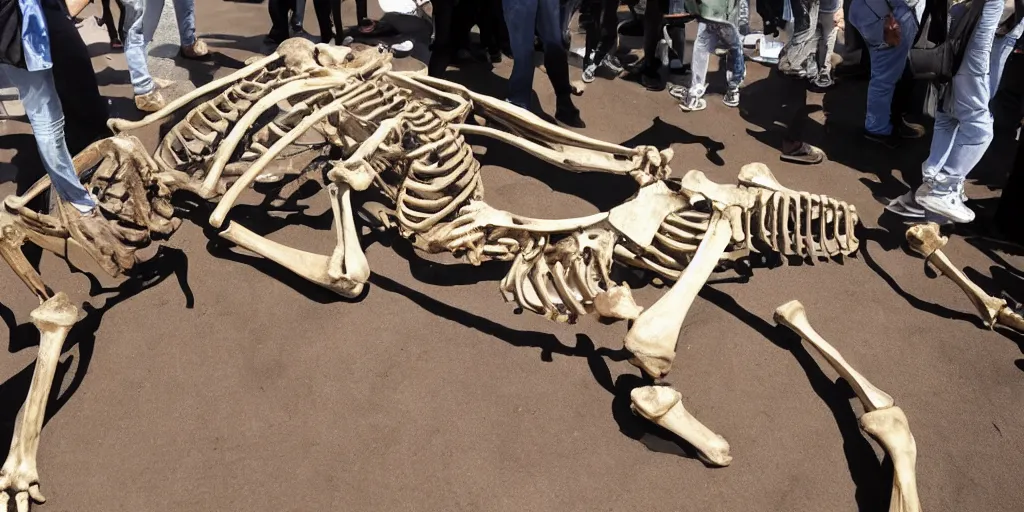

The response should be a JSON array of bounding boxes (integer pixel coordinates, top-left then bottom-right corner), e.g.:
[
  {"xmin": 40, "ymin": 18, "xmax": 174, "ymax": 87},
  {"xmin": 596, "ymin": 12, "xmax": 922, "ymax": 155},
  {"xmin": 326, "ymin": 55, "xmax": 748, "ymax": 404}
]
[{"xmin": 0, "ymin": 39, "xmax": 912, "ymax": 509}]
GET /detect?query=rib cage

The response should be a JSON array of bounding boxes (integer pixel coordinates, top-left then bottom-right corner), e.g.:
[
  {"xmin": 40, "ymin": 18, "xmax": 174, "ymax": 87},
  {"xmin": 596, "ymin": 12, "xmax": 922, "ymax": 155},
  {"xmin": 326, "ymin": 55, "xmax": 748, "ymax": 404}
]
[
  {"xmin": 154, "ymin": 66, "xmax": 297, "ymax": 178},
  {"xmin": 744, "ymin": 188, "xmax": 860, "ymax": 259}
]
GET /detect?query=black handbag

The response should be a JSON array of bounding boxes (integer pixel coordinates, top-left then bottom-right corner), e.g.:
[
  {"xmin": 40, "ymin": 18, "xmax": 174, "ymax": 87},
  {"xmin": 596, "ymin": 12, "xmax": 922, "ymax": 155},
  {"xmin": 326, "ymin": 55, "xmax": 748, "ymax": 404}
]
[
  {"xmin": 908, "ymin": 0, "xmax": 987, "ymax": 83},
  {"xmin": 0, "ymin": 0, "xmax": 25, "ymax": 69}
]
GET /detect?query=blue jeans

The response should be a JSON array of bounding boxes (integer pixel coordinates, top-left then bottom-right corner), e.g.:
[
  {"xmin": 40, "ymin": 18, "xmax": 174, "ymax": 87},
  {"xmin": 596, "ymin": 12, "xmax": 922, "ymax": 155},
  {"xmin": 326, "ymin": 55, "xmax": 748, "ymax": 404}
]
[
  {"xmin": 921, "ymin": 0, "xmax": 1003, "ymax": 193},
  {"xmin": 849, "ymin": 0, "xmax": 917, "ymax": 135},
  {"xmin": 690, "ymin": 20, "xmax": 745, "ymax": 96},
  {"xmin": 0, "ymin": 65, "xmax": 95, "ymax": 212},
  {"xmin": 143, "ymin": 0, "xmax": 197, "ymax": 46},
  {"xmin": 503, "ymin": 0, "xmax": 572, "ymax": 108},
  {"xmin": 991, "ymin": 19, "xmax": 1024, "ymax": 98},
  {"xmin": 121, "ymin": 0, "xmax": 155, "ymax": 96},
  {"xmin": 292, "ymin": 0, "xmax": 306, "ymax": 29}
]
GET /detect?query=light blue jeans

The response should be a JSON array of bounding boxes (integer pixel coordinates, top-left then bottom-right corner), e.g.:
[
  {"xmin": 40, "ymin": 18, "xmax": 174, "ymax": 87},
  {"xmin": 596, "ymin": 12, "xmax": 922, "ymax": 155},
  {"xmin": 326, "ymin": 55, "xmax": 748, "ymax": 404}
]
[
  {"xmin": 143, "ymin": 0, "xmax": 197, "ymax": 46},
  {"xmin": 690, "ymin": 20, "xmax": 745, "ymax": 96},
  {"xmin": 0, "ymin": 65, "xmax": 95, "ymax": 212},
  {"xmin": 990, "ymin": 19, "xmax": 1024, "ymax": 98},
  {"xmin": 121, "ymin": 0, "xmax": 155, "ymax": 96},
  {"xmin": 921, "ymin": 0, "xmax": 1003, "ymax": 194},
  {"xmin": 848, "ymin": 0, "xmax": 918, "ymax": 135}
]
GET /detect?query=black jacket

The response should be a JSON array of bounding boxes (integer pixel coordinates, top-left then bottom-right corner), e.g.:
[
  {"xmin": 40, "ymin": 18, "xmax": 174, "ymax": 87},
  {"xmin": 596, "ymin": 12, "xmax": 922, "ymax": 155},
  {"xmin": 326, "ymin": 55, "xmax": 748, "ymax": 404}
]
[{"xmin": 0, "ymin": 0, "xmax": 24, "ymax": 68}]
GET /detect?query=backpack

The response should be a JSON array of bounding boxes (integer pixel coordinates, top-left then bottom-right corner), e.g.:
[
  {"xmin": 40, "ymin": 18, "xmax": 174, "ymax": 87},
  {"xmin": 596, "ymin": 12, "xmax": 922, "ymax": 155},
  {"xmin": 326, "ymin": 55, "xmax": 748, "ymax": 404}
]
[
  {"xmin": 908, "ymin": 0, "xmax": 989, "ymax": 83},
  {"xmin": 0, "ymin": 0, "xmax": 24, "ymax": 68}
]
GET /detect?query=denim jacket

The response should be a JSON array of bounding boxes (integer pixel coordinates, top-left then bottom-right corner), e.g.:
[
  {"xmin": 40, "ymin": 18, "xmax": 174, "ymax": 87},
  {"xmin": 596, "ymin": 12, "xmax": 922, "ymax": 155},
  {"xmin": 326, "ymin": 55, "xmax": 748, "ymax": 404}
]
[{"xmin": 19, "ymin": 0, "xmax": 50, "ymax": 71}]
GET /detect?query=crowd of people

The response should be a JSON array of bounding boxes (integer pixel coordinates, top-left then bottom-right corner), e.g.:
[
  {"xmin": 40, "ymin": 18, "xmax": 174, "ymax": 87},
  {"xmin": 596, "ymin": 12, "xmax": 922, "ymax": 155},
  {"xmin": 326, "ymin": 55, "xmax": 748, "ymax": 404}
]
[{"xmin": 0, "ymin": 0, "xmax": 1022, "ymax": 252}]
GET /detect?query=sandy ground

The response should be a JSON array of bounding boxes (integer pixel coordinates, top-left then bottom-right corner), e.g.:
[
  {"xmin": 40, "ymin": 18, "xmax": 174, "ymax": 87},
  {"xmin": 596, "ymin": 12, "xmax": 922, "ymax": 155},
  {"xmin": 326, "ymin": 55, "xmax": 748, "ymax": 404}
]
[{"xmin": 1, "ymin": 1, "xmax": 1023, "ymax": 511}]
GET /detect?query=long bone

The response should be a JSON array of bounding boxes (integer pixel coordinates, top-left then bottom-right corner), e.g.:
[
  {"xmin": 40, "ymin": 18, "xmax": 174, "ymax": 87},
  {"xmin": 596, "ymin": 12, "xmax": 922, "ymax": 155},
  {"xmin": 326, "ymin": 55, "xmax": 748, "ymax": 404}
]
[
  {"xmin": 623, "ymin": 209, "xmax": 734, "ymax": 379},
  {"xmin": 774, "ymin": 300, "xmax": 920, "ymax": 512},
  {"xmin": 0, "ymin": 293, "xmax": 79, "ymax": 512},
  {"xmin": 906, "ymin": 222, "xmax": 1024, "ymax": 331},
  {"xmin": 198, "ymin": 75, "xmax": 353, "ymax": 198},
  {"xmin": 0, "ymin": 224, "xmax": 50, "ymax": 301},
  {"xmin": 629, "ymin": 385, "xmax": 732, "ymax": 467}
]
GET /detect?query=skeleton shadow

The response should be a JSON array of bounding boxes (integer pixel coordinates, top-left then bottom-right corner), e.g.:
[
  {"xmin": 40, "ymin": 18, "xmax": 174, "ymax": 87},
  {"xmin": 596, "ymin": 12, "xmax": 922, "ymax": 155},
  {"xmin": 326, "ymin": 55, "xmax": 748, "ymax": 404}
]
[
  {"xmin": 698, "ymin": 285, "xmax": 895, "ymax": 511},
  {"xmin": 0, "ymin": 246, "xmax": 192, "ymax": 457}
]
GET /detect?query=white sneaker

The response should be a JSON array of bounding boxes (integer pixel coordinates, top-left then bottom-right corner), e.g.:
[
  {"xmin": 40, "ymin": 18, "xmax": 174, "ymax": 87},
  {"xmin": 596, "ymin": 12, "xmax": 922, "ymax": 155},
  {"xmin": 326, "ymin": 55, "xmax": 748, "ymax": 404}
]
[
  {"xmin": 884, "ymin": 190, "xmax": 925, "ymax": 218},
  {"xmin": 915, "ymin": 185, "xmax": 975, "ymax": 224}
]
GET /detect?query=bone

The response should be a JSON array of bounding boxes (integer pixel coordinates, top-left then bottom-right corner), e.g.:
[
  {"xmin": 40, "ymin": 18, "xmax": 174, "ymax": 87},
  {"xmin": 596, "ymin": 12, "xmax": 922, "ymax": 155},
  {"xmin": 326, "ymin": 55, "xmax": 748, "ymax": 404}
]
[
  {"xmin": 736, "ymin": 162, "xmax": 796, "ymax": 193},
  {"xmin": 624, "ymin": 211, "xmax": 733, "ymax": 378},
  {"xmin": 630, "ymin": 386, "xmax": 732, "ymax": 466},
  {"xmin": 774, "ymin": 300, "xmax": 894, "ymax": 411},
  {"xmin": 680, "ymin": 170, "xmax": 758, "ymax": 210},
  {"xmin": 0, "ymin": 224, "xmax": 50, "ymax": 301},
  {"xmin": 108, "ymin": 53, "xmax": 283, "ymax": 132},
  {"xmin": 607, "ymin": 181, "xmax": 689, "ymax": 247},
  {"xmin": 1, "ymin": 293, "xmax": 79, "ymax": 511},
  {"xmin": 327, "ymin": 183, "xmax": 370, "ymax": 286},
  {"xmin": 592, "ymin": 284, "xmax": 644, "ymax": 320},
  {"xmin": 906, "ymin": 223, "xmax": 1010, "ymax": 328},
  {"xmin": 219, "ymin": 221, "xmax": 364, "ymax": 297},
  {"xmin": 860, "ymin": 406, "xmax": 921, "ymax": 512}
]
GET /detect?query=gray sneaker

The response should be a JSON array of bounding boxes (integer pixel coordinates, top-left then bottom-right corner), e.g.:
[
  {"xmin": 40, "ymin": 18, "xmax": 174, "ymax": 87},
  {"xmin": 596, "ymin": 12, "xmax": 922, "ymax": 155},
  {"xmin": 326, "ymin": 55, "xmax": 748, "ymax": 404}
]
[
  {"xmin": 915, "ymin": 184, "xmax": 975, "ymax": 223},
  {"xmin": 723, "ymin": 87, "xmax": 740, "ymax": 107},
  {"xmin": 582, "ymin": 62, "xmax": 597, "ymax": 83}
]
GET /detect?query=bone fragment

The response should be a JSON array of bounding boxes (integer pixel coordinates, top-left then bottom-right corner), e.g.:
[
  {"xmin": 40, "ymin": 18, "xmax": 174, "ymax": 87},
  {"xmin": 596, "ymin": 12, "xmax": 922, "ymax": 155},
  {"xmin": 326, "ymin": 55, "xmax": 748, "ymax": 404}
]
[
  {"xmin": 630, "ymin": 386, "xmax": 732, "ymax": 466},
  {"xmin": 607, "ymin": 181, "xmax": 689, "ymax": 247},
  {"xmin": 592, "ymin": 284, "xmax": 644, "ymax": 320},
  {"xmin": 624, "ymin": 211, "xmax": 733, "ymax": 378},
  {"xmin": 0, "ymin": 225, "xmax": 49, "ymax": 301},
  {"xmin": 774, "ymin": 300, "xmax": 894, "ymax": 411},
  {"xmin": 1, "ymin": 293, "xmax": 79, "ymax": 511},
  {"xmin": 906, "ymin": 223, "xmax": 1010, "ymax": 328},
  {"xmin": 327, "ymin": 184, "xmax": 370, "ymax": 285},
  {"xmin": 737, "ymin": 162, "xmax": 796, "ymax": 193}
]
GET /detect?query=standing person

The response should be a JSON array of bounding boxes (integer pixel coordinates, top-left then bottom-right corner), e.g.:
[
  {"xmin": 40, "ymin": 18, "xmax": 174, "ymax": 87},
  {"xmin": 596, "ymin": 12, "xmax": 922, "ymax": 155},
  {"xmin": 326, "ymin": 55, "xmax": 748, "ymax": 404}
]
[
  {"xmin": 142, "ymin": 0, "xmax": 207, "ymax": 59},
  {"xmin": 312, "ymin": 0, "xmax": 346, "ymax": 44},
  {"xmin": 848, "ymin": 0, "xmax": 924, "ymax": 146},
  {"xmin": 581, "ymin": 0, "xmax": 624, "ymax": 83},
  {"xmin": 266, "ymin": 0, "xmax": 296, "ymax": 45},
  {"xmin": 629, "ymin": 0, "xmax": 667, "ymax": 90},
  {"xmin": 99, "ymin": 0, "xmax": 125, "ymax": 49},
  {"xmin": 676, "ymin": 0, "xmax": 745, "ymax": 111},
  {"xmin": 503, "ymin": 0, "xmax": 584, "ymax": 127},
  {"xmin": 427, "ymin": 0, "xmax": 473, "ymax": 77},
  {"xmin": 41, "ymin": 0, "xmax": 111, "ymax": 152},
  {"xmin": 120, "ymin": 0, "xmax": 164, "ymax": 110},
  {"xmin": 991, "ymin": 0, "xmax": 1024, "ymax": 96},
  {"xmin": 891, "ymin": 0, "xmax": 1005, "ymax": 223}
]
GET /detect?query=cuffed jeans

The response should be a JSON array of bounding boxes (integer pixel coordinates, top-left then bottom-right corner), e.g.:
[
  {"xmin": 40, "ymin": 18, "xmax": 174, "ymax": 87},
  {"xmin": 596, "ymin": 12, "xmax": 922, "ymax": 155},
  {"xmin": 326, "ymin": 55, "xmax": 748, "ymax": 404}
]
[
  {"xmin": 848, "ymin": 0, "xmax": 917, "ymax": 135},
  {"xmin": 921, "ymin": 0, "xmax": 1003, "ymax": 194},
  {"xmin": 0, "ymin": 66, "xmax": 96, "ymax": 212},
  {"xmin": 689, "ymin": 20, "xmax": 745, "ymax": 97},
  {"xmin": 142, "ymin": 0, "xmax": 197, "ymax": 47},
  {"xmin": 503, "ymin": 0, "xmax": 572, "ymax": 108},
  {"xmin": 991, "ymin": 19, "xmax": 1024, "ymax": 97},
  {"xmin": 121, "ymin": 0, "xmax": 155, "ymax": 95}
]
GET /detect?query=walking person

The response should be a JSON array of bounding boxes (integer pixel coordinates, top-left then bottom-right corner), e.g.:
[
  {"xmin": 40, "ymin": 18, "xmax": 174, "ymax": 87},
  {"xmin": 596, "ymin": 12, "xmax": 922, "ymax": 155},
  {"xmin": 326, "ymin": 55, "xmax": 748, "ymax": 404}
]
[
  {"xmin": 98, "ymin": 0, "xmax": 125, "ymax": 49},
  {"xmin": 581, "ymin": 0, "xmax": 625, "ymax": 83},
  {"xmin": 676, "ymin": 0, "xmax": 746, "ymax": 111},
  {"xmin": 503, "ymin": 0, "xmax": 584, "ymax": 127},
  {"xmin": 142, "ymin": 0, "xmax": 207, "ymax": 59}
]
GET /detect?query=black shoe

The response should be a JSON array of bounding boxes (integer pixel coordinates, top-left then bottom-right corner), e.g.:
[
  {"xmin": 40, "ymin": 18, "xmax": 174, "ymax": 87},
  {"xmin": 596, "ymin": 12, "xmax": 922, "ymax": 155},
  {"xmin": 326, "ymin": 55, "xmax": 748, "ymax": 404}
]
[
  {"xmin": 555, "ymin": 106, "xmax": 586, "ymax": 129},
  {"xmin": 489, "ymin": 50, "xmax": 502, "ymax": 64},
  {"xmin": 895, "ymin": 117, "xmax": 926, "ymax": 139},
  {"xmin": 640, "ymin": 71, "xmax": 665, "ymax": 91},
  {"xmin": 863, "ymin": 130, "xmax": 901, "ymax": 149},
  {"xmin": 601, "ymin": 54, "xmax": 624, "ymax": 74}
]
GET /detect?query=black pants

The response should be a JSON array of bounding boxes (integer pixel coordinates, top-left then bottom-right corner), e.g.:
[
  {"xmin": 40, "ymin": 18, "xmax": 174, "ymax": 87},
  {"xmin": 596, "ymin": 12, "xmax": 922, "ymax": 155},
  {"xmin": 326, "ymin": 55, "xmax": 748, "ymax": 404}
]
[
  {"xmin": 312, "ymin": 0, "xmax": 342, "ymax": 43},
  {"xmin": 44, "ymin": 2, "xmax": 110, "ymax": 154},
  {"xmin": 891, "ymin": 66, "xmax": 915, "ymax": 119},
  {"xmin": 428, "ymin": 0, "xmax": 474, "ymax": 77},
  {"xmin": 995, "ymin": 136, "xmax": 1024, "ymax": 243},
  {"xmin": 773, "ymin": 68, "xmax": 813, "ymax": 145},
  {"xmin": 641, "ymin": 0, "xmax": 668, "ymax": 70},
  {"xmin": 268, "ymin": 0, "xmax": 296, "ymax": 41},
  {"xmin": 584, "ymin": 0, "xmax": 618, "ymax": 63},
  {"xmin": 99, "ymin": 0, "xmax": 125, "ymax": 43},
  {"xmin": 476, "ymin": 0, "xmax": 506, "ymax": 53}
]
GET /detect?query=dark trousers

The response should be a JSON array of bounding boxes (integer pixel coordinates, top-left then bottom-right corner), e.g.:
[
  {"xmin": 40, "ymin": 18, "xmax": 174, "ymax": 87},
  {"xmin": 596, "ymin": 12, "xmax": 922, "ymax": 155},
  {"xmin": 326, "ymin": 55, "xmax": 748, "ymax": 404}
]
[
  {"xmin": 891, "ymin": 66, "xmax": 915, "ymax": 119},
  {"xmin": 44, "ymin": 2, "xmax": 110, "ymax": 154},
  {"xmin": 428, "ymin": 0, "xmax": 474, "ymax": 77},
  {"xmin": 312, "ymin": 0, "xmax": 342, "ymax": 43},
  {"xmin": 995, "ymin": 136, "xmax": 1024, "ymax": 243},
  {"xmin": 642, "ymin": 0, "xmax": 667, "ymax": 69},
  {"xmin": 773, "ymin": 68, "xmax": 813, "ymax": 144},
  {"xmin": 503, "ymin": 0, "xmax": 572, "ymax": 108},
  {"xmin": 99, "ymin": 0, "xmax": 125, "ymax": 42},
  {"xmin": 476, "ymin": 0, "xmax": 506, "ymax": 53},
  {"xmin": 268, "ymin": 0, "xmax": 295, "ymax": 41},
  {"xmin": 584, "ymin": 0, "xmax": 618, "ymax": 63}
]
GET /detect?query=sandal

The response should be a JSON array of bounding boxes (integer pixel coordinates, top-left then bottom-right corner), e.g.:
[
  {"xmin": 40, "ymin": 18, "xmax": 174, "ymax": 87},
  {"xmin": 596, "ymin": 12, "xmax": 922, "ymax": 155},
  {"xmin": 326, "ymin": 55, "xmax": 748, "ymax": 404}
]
[{"xmin": 779, "ymin": 143, "xmax": 825, "ymax": 165}]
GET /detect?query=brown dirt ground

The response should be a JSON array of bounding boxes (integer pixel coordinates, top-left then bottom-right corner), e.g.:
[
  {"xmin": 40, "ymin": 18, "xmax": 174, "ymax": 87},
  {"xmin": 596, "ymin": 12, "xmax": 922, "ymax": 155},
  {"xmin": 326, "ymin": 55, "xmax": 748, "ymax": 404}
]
[{"xmin": 1, "ymin": 2, "xmax": 1023, "ymax": 511}]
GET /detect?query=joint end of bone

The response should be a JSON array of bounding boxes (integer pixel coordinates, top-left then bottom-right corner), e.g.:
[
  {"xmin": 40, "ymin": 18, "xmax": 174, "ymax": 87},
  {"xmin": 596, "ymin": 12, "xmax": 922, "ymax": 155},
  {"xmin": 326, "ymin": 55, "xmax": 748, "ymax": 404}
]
[
  {"xmin": 593, "ymin": 284, "xmax": 643, "ymax": 320},
  {"xmin": 905, "ymin": 222, "xmax": 947, "ymax": 258},
  {"xmin": 626, "ymin": 352, "xmax": 674, "ymax": 380},
  {"xmin": 631, "ymin": 385, "xmax": 733, "ymax": 467},
  {"xmin": 30, "ymin": 292, "xmax": 80, "ymax": 329}
]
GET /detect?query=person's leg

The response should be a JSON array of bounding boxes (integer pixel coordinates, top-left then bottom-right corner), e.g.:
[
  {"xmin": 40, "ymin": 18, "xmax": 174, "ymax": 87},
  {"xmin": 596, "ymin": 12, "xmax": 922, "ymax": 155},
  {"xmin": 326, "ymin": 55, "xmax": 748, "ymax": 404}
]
[
  {"xmin": 100, "ymin": 0, "xmax": 120, "ymax": 42},
  {"xmin": 330, "ymin": 0, "xmax": 344, "ymax": 42},
  {"xmin": 120, "ymin": 0, "xmax": 161, "ymax": 108},
  {"xmin": 428, "ymin": 0, "xmax": 458, "ymax": 77},
  {"xmin": 994, "ymin": 136, "xmax": 1024, "ymax": 241},
  {"xmin": 641, "ymin": 0, "xmax": 664, "ymax": 68},
  {"xmin": 267, "ymin": 0, "xmax": 291, "ymax": 42},
  {"xmin": 312, "ymin": 0, "xmax": 334, "ymax": 43},
  {"xmin": 596, "ymin": 0, "xmax": 620, "ymax": 62},
  {"xmin": 170, "ymin": 0, "xmax": 197, "ymax": 47},
  {"xmin": 719, "ymin": 21, "xmax": 744, "ymax": 89},
  {"xmin": 849, "ymin": 0, "xmax": 917, "ymax": 137},
  {"xmin": 292, "ymin": 0, "xmax": 307, "ymax": 32},
  {"xmin": 356, "ymin": 0, "xmax": 368, "ymax": 24},
  {"xmin": 774, "ymin": 69, "xmax": 824, "ymax": 163},
  {"xmin": 537, "ymin": 0, "xmax": 583, "ymax": 125},
  {"xmin": 991, "ymin": 20, "xmax": 1024, "ymax": 98},
  {"xmin": 0, "ymin": 65, "xmax": 95, "ymax": 212},
  {"xmin": 737, "ymin": 0, "xmax": 750, "ymax": 35},
  {"xmin": 42, "ymin": 2, "xmax": 111, "ymax": 154},
  {"xmin": 688, "ymin": 22, "xmax": 713, "ymax": 96},
  {"xmin": 503, "ymin": 0, "xmax": 540, "ymax": 108},
  {"xmin": 142, "ymin": 0, "xmax": 163, "ymax": 45}
]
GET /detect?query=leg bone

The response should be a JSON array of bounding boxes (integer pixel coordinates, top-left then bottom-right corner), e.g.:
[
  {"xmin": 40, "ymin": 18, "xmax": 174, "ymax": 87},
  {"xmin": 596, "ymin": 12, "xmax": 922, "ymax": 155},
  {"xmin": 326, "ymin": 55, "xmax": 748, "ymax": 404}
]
[{"xmin": 630, "ymin": 385, "xmax": 732, "ymax": 466}]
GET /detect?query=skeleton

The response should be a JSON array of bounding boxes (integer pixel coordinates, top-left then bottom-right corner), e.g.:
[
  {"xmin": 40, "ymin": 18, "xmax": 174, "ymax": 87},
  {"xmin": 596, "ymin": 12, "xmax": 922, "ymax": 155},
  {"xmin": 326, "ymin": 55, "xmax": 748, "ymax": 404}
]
[
  {"xmin": 906, "ymin": 222, "xmax": 1024, "ymax": 332},
  {"xmin": 0, "ymin": 39, "xmax": 880, "ymax": 509}
]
